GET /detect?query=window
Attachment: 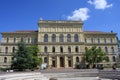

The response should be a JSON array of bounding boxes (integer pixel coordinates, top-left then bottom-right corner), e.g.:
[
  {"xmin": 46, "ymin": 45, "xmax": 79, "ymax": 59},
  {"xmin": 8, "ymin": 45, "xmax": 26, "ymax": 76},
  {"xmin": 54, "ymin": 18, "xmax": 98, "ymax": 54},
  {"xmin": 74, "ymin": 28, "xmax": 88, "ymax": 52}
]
[
  {"xmin": 14, "ymin": 38, "xmax": 16, "ymax": 43},
  {"xmin": 67, "ymin": 34, "xmax": 71, "ymax": 42},
  {"xmin": 111, "ymin": 47, "xmax": 114, "ymax": 54},
  {"xmin": 110, "ymin": 38, "xmax": 113, "ymax": 43},
  {"xmin": 4, "ymin": 57, "xmax": 7, "ymax": 63},
  {"xmin": 60, "ymin": 46, "xmax": 63, "ymax": 53},
  {"xmin": 59, "ymin": 34, "xmax": 64, "ymax": 42},
  {"xmin": 11, "ymin": 57, "xmax": 14, "ymax": 61},
  {"xmin": 28, "ymin": 38, "xmax": 30, "ymax": 43},
  {"xmin": 91, "ymin": 38, "xmax": 94, "ymax": 43},
  {"xmin": 68, "ymin": 46, "xmax": 71, "ymax": 53},
  {"xmin": 85, "ymin": 38, "xmax": 87, "ymax": 43},
  {"xmin": 44, "ymin": 34, "xmax": 48, "ymax": 42},
  {"xmin": 75, "ymin": 46, "xmax": 79, "ymax": 53},
  {"xmin": 76, "ymin": 57, "xmax": 79, "ymax": 62},
  {"xmin": 5, "ymin": 47, "xmax": 8, "ymax": 54},
  {"xmin": 105, "ymin": 47, "xmax": 108, "ymax": 53},
  {"xmin": 44, "ymin": 46, "xmax": 48, "ymax": 53},
  {"xmin": 34, "ymin": 38, "xmax": 37, "ymax": 43},
  {"xmin": 98, "ymin": 38, "xmax": 100, "ymax": 43},
  {"xmin": 12, "ymin": 47, "xmax": 15, "ymax": 53},
  {"xmin": 6, "ymin": 37, "xmax": 9, "ymax": 43},
  {"xmin": 112, "ymin": 56, "xmax": 116, "ymax": 62},
  {"xmin": 52, "ymin": 46, "xmax": 55, "ymax": 53},
  {"xmin": 52, "ymin": 34, "xmax": 56, "ymax": 42},
  {"xmin": 74, "ymin": 34, "xmax": 79, "ymax": 42},
  {"xmin": 21, "ymin": 37, "xmax": 24, "ymax": 42},
  {"xmin": 104, "ymin": 38, "xmax": 106, "ymax": 43},
  {"xmin": 44, "ymin": 57, "xmax": 48, "ymax": 63}
]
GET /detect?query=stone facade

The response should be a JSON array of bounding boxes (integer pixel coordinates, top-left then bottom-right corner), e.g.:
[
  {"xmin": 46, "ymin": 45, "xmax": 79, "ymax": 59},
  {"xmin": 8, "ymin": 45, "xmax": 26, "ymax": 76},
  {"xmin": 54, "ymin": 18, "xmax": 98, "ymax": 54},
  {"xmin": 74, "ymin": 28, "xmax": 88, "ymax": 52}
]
[{"xmin": 0, "ymin": 20, "xmax": 118, "ymax": 68}]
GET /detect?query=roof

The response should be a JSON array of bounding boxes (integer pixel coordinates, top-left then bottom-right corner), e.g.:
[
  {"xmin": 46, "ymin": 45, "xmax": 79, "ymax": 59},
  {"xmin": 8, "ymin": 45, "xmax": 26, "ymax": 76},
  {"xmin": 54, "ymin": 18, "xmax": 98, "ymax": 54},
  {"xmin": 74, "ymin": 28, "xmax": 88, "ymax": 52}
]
[{"xmin": 84, "ymin": 30, "xmax": 117, "ymax": 34}]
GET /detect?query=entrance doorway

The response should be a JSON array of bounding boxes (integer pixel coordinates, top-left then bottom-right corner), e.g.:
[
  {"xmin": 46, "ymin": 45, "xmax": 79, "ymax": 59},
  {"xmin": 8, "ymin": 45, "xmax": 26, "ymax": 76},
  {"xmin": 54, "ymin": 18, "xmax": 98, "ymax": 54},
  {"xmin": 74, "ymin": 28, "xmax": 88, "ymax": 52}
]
[
  {"xmin": 60, "ymin": 57, "xmax": 64, "ymax": 67},
  {"xmin": 68, "ymin": 60, "xmax": 72, "ymax": 67},
  {"xmin": 52, "ymin": 60, "xmax": 56, "ymax": 67}
]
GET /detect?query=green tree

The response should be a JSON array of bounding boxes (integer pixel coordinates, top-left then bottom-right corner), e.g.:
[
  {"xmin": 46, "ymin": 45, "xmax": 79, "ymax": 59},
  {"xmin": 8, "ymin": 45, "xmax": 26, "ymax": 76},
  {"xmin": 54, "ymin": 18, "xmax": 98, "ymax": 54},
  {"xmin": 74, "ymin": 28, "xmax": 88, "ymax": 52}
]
[
  {"xmin": 27, "ymin": 46, "xmax": 42, "ymax": 70},
  {"xmin": 11, "ymin": 42, "xmax": 31, "ymax": 71},
  {"xmin": 11, "ymin": 43, "xmax": 42, "ymax": 71},
  {"xmin": 85, "ymin": 46, "xmax": 108, "ymax": 68}
]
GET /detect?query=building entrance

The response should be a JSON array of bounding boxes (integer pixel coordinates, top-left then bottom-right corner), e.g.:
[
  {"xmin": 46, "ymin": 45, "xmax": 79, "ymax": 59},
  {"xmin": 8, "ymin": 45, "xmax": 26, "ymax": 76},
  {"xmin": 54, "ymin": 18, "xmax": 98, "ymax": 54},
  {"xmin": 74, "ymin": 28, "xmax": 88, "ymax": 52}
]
[{"xmin": 60, "ymin": 57, "xmax": 64, "ymax": 67}]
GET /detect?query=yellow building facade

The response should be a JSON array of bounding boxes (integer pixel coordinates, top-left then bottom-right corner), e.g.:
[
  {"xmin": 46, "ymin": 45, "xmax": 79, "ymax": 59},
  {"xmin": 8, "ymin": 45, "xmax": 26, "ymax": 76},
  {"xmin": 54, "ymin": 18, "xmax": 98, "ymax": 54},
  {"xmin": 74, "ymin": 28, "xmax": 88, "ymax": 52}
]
[{"xmin": 0, "ymin": 20, "xmax": 118, "ymax": 68}]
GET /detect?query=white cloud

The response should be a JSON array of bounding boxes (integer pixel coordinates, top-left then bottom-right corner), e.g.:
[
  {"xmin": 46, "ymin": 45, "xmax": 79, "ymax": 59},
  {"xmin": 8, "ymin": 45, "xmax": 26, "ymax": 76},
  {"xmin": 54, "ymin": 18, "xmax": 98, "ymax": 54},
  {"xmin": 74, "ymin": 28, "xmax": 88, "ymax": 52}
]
[
  {"xmin": 88, "ymin": 0, "xmax": 113, "ymax": 10},
  {"xmin": 67, "ymin": 8, "xmax": 90, "ymax": 21}
]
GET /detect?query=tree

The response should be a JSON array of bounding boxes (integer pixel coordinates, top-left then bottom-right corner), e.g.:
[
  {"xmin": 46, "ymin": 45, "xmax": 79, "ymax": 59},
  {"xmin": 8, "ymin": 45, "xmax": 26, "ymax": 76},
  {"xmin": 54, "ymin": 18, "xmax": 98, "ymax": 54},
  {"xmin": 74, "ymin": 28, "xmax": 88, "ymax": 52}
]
[
  {"xmin": 85, "ymin": 46, "xmax": 108, "ymax": 68},
  {"xmin": 11, "ymin": 42, "xmax": 31, "ymax": 71},
  {"xmin": 11, "ymin": 42, "xmax": 42, "ymax": 71},
  {"xmin": 27, "ymin": 46, "xmax": 42, "ymax": 70}
]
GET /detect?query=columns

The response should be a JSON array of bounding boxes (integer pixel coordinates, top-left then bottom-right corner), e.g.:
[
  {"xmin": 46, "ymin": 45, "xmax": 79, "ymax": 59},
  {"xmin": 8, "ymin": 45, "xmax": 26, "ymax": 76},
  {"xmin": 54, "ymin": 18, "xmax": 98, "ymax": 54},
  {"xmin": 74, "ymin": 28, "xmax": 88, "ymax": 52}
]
[
  {"xmin": 65, "ymin": 56, "xmax": 68, "ymax": 68},
  {"xmin": 56, "ymin": 56, "xmax": 60, "ymax": 68},
  {"xmin": 72, "ymin": 56, "xmax": 76, "ymax": 68}
]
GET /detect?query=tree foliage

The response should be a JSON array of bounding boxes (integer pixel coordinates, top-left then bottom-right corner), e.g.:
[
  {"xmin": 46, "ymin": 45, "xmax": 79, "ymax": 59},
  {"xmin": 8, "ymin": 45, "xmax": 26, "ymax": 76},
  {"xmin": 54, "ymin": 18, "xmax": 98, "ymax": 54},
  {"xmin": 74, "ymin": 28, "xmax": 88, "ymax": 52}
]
[
  {"xmin": 11, "ymin": 42, "xmax": 41, "ymax": 71},
  {"xmin": 85, "ymin": 46, "xmax": 108, "ymax": 68}
]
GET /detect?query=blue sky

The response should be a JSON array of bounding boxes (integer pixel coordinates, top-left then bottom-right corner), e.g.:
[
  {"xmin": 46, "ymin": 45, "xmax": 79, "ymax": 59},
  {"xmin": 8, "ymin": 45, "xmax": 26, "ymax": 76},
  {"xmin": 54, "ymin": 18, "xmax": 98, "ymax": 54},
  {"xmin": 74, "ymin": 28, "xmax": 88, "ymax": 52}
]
[{"xmin": 0, "ymin": 0, "xmax": 120, "ymax": 41}]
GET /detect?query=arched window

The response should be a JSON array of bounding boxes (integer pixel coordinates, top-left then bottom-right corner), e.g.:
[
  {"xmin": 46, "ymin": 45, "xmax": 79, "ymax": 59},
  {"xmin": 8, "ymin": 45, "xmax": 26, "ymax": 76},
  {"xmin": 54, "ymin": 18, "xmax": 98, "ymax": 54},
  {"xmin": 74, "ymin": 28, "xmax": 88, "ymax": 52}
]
[
  {"xmin": 74, "ymin": 34, "xmax": 79, "ymax": 42},
  {"xmin": 91, "ymin": 38, "xmax": 94, "ymax": 43},
  {"xmin": 5, "ymin": 47, "xmax": 8, "ymax": 54},
  {"xmin": 44, "ymin": 57, "xmax": 48, "ymax": 63},
  {"xmin": 6, "ymin": 37, "xmax": 9, "ymax": 43},
  {"xmin": 105, "ymin": 47, "xmax": 108, "ymax": 53},
  {"xmin": 59, "ymin": 34, "xmax": 64, "ymax": 42},
  {"xmin": 110, "ymin": 38, "xmax": 113, "ymax": 43},
  {"xmin": 44, "ymin": 34, "xmax": 48, "ymax": 42},
  {"xmin": 52, "ymin": 46, "xmax": 55, "ymax": 53},
  {"xmin": 104, "ymin": 38, "xmax": 106, "ymax": 43},
  {"xmin": 76, "ymin": 57, "xmax": 79, "ymax": 62},
  {"xmin": 98, "ymin": 38, "xmax": 100, "ymax": 43},
  {"xmin": 28, "ymin": 38, "xmax": 30, "ymax": 43},
  {"xmin": 14, "ymin": 38, "xmax": 16, "ymax": 43},
  {"xmin": 52, "ymin": 34, "xmax": 56, "ymax": 42},
  {"xmin": 75, "ymin": 46, "xmax": 79, "ymax": 53},
  {"xmin": 44, "ymin": 46, "xmax": 48, "ymax": 53},
  {"xmin": 68, "ymin": 46, "xmax": 71, "ymax": 53},
  {"xmin": 60, "ymin": 46, "xmax": 63, "ymax": 53},
  {"xmin": 85, "ymin": 38, "xmax": 87, "ymax": 43},
  {"xmin": 112, "ymin": 56, "xmax": 116, "ymax": 62},
  {"xmin": 4, "ymin": 57, "xmax": 7, "ymax": 63},
  {"xmin": 21, "ymin": 37, "xmax": 24, "ymax": 42},
  {"xmin": 67, "ymin": 34, "xmax": 71, "ymax": 42},
  {"xmin": 12, "ymin": 47, "xmax": 15, "ymax": 53},
  {"xmin": 111, "ymin": 47, "xmax": 114, "ymax": 54}
]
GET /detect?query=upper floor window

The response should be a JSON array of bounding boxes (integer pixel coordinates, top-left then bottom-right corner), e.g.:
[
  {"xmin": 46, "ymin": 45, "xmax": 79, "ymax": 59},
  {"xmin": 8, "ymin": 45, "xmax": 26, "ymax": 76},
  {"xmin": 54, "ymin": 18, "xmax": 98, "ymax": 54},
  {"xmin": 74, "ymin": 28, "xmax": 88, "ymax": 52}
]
[
  {"xmin": 4, "ymin": 57, "xmax": 7, "ymax": 63},
  {"xmin": 98, "ymin": 38, "xmax": 100, "ymax": 43},
  {"xmin": 91, "ymin": 38, "xmax": 94, "ymax": 43},
  {"xmin": 12, "ymin": 47, "xmax": 15, "ymax": 53},
  {"xmin": 68, "ymin": 46, "xmax": 71, "ymax": 53},
  {"xmin": 14, "ymin": 38, "xmax": 16, "ymax": 43},
  {"xmin": 75, "ymin": 46, "xmax": 79, "ymax": 53},
  {"xmin": 112, "ymin": 56, "xmax": 116, "ymax": 62},
  {"xmin": 111, "ymin": 47, "xmax": 114, "ymax": 54},
  {"xmin": 105, "ymin": 47, "xmax": 108, "ymax": 53},
  {"xmin": 52, "ymin": 34, "xmax": 56, "ymax": 42},
  {"xmin": 59, "ymin": 34, "xmax": 64, "ymax": 42},
  {"xmin": 34, "ymin": 38, "xmax": 37, "ymax": 43},
  {"xmin": 104, "ymin": 38, "xmax": 106, "ymax": 43},
  {"xmin": 44, "ymin": 46, "xmax": 48, "ymax": 53},
  {"xmin": 85, "ymin": 38, "xmax": 87, "ymax": 43},
  {"xmin": 52, "ymin": 46, "xmax": 55, "ymax": 53},
  {"xmin": 6, "ymin": 37, "xmax": 9, "ymax": 43},
  {"xmin": 5, "ymin": 47, "xmax": 8, "ymax": 54},
  {"xmin": 60, "ymin": 46, "xmax": 63, "ymax": 53},
  {"xmin": 110, "ymin": 38, "xmax": 113, "ymax": 43},
  {"xmin": 44, "ymin": 34, "xmax": 48, "ymax": 42},
  {"xmin": 28, "ymin": 38, "xmax": 30, "ymax": 43},
  {"xmin": 67, "ymin": 34, "xmax": 71, "ymax": 42},
  {"xmin": 21, "ymin": 37, "xmax": 24, "ymax": 42},
  {"xmin": 74, "ymin": 34, "xmax": 79, "ymax": 42}
]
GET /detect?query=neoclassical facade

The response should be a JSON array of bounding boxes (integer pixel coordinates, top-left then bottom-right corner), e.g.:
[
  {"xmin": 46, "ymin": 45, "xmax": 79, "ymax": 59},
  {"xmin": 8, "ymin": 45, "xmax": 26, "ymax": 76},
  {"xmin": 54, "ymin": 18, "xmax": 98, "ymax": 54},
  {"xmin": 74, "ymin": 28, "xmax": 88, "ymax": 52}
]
[{"xmin": 0, "ymin": 20, "xmax": 118, "ymax": 68}]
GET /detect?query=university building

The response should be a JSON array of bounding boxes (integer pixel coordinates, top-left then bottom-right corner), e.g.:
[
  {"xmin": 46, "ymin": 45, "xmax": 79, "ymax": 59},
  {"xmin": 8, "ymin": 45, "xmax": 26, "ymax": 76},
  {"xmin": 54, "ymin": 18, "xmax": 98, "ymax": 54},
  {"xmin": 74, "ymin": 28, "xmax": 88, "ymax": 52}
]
[{"xmin": 0, "ymin": 20, "xmax": 118, "ymax": 68}]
